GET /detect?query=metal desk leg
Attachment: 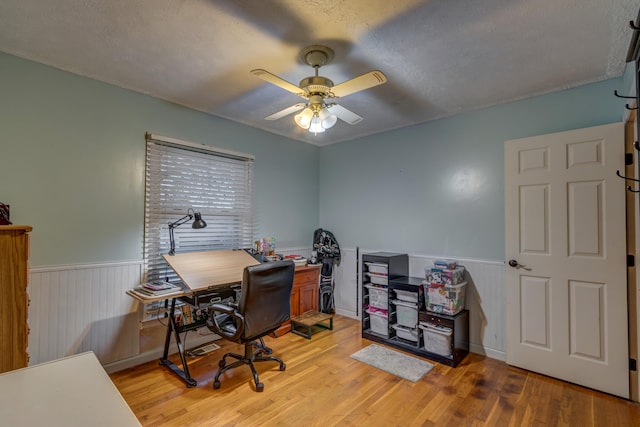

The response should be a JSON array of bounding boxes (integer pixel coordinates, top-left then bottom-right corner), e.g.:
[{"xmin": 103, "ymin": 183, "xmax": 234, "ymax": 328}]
[{"xmin": 159, "ymin": 298, "xmax": 197, "ymax": 387}]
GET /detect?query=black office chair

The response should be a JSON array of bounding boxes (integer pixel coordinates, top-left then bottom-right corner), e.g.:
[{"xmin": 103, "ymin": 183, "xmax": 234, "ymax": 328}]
[{"xmin": 206, "ymin": 259, "xmax": 295, "ymax": 392}]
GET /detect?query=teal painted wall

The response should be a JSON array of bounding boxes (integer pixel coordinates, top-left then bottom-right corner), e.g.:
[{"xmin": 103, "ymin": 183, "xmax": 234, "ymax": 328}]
[
  {"xmin": 1, "ymin": 50, "xmax": 629, "ymax": 266},
  {"xmin": 0, "ymin": 52, "xmax": 319, "ymax": 267},
  {"xmin": 318, "ymin": 78, "xmax": 628, "ymax": 261}
]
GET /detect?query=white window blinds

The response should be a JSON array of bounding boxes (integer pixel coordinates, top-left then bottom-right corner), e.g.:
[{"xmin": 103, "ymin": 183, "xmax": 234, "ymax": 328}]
[{"xmin": 144, "ymin": 133, "xmax": 254, "ymax": 283}]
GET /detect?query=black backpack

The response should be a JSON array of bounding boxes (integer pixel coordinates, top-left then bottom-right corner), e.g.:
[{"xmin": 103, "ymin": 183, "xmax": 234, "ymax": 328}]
[{"xmin": 313, "ymin": 228, "xmax": 341, "ymax": 263}]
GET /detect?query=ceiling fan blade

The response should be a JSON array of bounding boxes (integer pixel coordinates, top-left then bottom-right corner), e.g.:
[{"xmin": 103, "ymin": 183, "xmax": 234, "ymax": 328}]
[
  {"xmin": 265, "ymin": 103, "xmax": 306, "ymax": 120},
  {"xmin": 326, "ymin": 104, "xmax": 363, "ymax": 125},
  {"xmin": 251, "ymin": 69, "xmax": 305, "ymax": 97},
  {"xmin": 330, "ymin": 70, "xmax": 387, "ymax": 98}
]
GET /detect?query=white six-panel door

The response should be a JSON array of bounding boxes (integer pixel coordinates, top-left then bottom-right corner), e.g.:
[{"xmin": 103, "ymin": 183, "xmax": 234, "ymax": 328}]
[{"xmin": 505, "ymin": 123, "xmax": 629, "ymax": 398}]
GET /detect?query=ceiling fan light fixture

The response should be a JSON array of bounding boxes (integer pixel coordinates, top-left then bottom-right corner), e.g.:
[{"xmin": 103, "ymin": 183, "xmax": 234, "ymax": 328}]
[
  {"xmin": 318, "ymin": 108, "xmax": 337, "ymax": 129},
  {"xmin": 294, "ymin": 107, "xmax": 313, "ymax": 129},
  {"xmin": 308, "ymin": 115, "xmax": 326, "ymax": 134},
  {"xmin": 252, "ymin": 44, "xmax": 387, "ymax": 136}
]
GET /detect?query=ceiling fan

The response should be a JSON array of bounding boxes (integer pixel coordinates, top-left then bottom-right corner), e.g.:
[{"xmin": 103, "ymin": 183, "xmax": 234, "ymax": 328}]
[{"xmin": 250, "ymin": 45, "xmax": 387, "ymax": 134}]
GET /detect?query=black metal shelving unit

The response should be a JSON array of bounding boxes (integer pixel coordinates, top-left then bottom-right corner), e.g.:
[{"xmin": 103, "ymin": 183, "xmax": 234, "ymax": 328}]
[{"xmin": 360, "ymin": 252, "xmax": 469, "ymax": 367}]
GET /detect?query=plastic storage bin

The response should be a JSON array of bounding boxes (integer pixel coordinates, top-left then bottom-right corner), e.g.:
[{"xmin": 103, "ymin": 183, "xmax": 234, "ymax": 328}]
[
  {"xmin": 426, "ymin": 266, "xmax": 465, "ymax": 286},
  {"xmin": 367, "ymin": 309, "xmax": 389, "ymax": 337},
  {"xmin": 367, "ymin": 272, "xmax": 388, "ymax": 286},
  {"xmin": 419, "ymin": 322, "xmax": 452, "ymax": 356},
  {"xmin": 391, "ymin": 324, "xmax": 419, "ymax": 342},
  {"xmin": 424, "ymin": 281, "xmax": 467, "ymax": 315},
  {"xmin": 394, "ymin": 289, "xmax": 418, "ymax": 303},
  {"xmin": 392, "ymin": 299, "xmax": 418, "ymax": 327},
  {"xmin": 367, "ymin": 305, "xmax": 388, "ymax": 316},
  {"xmin": 433, "ymin": 259, "xmax": 458, "ymax": 269},
  {"xmin": 365, "ymin": 262, "xmax": 388, "ymax": 275},
  {"xmin": 365, "ymin": 284, "xmax": 388, "ymax": 309}
]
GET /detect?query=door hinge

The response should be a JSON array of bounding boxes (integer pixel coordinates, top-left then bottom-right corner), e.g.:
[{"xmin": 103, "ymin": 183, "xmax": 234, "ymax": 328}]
[
  {"xmin": 626, "ymin": 152, "xmax": 634, "ymax": 165},
  {"xmin": 631, "ymin": 358, "xmax": 637, "ymax": 371},
  {"xmin": 628, "ymin": 255, "xmax": 635, "ymax": 267}
]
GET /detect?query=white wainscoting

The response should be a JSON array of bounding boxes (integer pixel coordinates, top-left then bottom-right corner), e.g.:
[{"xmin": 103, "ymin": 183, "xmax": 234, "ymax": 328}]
[
  {"xmin": 27, "ymin": 248, "xmax": 315, "ymax": 370},
  {"xmin": 333, "ymin": 249, "xmax": 506, "ymax": 361},
  {"xmin": 27, "ymin": 247, "xmax": 505, "ymax": 370},
  {"xmin": 29, "ymin": 261, "xmax": 143, "ymax": 366}
]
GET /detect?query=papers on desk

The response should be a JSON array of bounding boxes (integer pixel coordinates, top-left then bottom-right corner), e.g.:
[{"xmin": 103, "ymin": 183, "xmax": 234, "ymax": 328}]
[{"xmin": 129, "ymin": 282, "xmax": 183, "ymax": 299}]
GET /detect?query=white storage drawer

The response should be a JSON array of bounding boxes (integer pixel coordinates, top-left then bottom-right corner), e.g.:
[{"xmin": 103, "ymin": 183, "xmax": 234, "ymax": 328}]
[
  {"xmin": 419, "ymin": 322, "xmax": 452, "ymax": 356},
  {"xmin": 391, "ymin": 323, "xmax": 419, "ymax": 342},
  {"xmin": 367, "ymin": 272, "xmax": 388, "ymax": 286},
  {"xmin": 365, "ymin": 284, "xmax": 388, "ymax": 309},
  {"xmin": 391, "ymin": 299, "xmax": 418, "ymax": 328},
  {"xmin": 365, "ymin": 262, "xmax": 388, "ymax": 275},
  {"xmin": 367, "ymin": 309, "xmax": 389, "ymax": 337},
  {"xmin": 394, "ymin": 289, "xmax": 418, "ymax": 303}
]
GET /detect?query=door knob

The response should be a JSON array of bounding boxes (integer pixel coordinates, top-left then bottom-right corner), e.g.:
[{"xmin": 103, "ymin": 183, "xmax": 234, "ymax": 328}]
[{"xmin": 508, "ymin": 259, "xmax": 532, "ymax": 271}]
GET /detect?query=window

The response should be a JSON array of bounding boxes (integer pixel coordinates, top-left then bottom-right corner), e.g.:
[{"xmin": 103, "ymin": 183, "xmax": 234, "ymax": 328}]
[{"xmin": 144, "ymin": 133, "xmax": 254, "ymax": 283}]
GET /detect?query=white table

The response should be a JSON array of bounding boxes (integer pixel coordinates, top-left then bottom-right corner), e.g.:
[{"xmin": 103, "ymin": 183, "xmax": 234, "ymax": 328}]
[{"xmin": 0, "ymin": 351, "xmax": 141, "ymax": 426}]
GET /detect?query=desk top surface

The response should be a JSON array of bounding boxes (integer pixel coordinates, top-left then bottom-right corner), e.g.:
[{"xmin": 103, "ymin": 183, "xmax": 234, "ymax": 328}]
[
  {"xmin": 163, "ymin": 249, "xmax": 260, "ymax": 292},
  {"xmin": 0, "ymin": 352, "xmax": 141, "ymax": 426}
]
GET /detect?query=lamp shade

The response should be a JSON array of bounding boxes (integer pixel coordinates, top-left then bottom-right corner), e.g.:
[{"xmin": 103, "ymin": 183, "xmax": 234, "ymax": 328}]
[
  {"xmin": 168, "ymin": 209, "xmax": 207, "ymax": 255},
  {"xmin": 318, "ymin": 108, "xmax": 337, "ymax": 129},
  {"xmin": 308, "ymin": 115, "xmax": 326, "ymax": 133},
  {"xmin": 192, "ymin": 212, "xmax": 207, "ymax": 229},
  {"xmin": 294, "ymin": 108, "xmax": 313, "ymax": 129}
]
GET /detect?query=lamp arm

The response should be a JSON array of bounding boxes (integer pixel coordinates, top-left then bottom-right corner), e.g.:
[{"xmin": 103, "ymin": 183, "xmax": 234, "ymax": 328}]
[
  {"xmin": 168, "ymin": 213, "xmax": 193, "ymax": 256},
  {"xmin": 168, "ymin": 214, "xmax": 193, "ymax": 230}
]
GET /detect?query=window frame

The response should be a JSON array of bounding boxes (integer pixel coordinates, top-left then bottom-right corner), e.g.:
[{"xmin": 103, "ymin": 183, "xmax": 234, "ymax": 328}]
[{"xmin": 143, "ymin": 133, "xmax": 255, "ymax": 283}]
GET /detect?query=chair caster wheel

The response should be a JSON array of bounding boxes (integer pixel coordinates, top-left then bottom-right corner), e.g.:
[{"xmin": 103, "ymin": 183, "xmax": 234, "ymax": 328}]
[
  {"xmin": 280, "ymin": 363, "xmax": 286, "ymax": 371},
  {"xmin": 218, "ymin": 360, "xmax": 226, "ymax": 368},
  {"xmin": 213, "ymin": 381, "xmax": 221, "ymax": 390},
  {"xmin": 256, "ymin": 382, "xmax": 264, "ymax": 392}
]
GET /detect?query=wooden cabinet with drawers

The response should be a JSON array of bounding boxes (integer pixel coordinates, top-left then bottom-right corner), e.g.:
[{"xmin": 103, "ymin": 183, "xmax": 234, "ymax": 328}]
[
  {"xmin": 276, "ymin": 264, "xmax": 321, "ymax": 335},
  {"xmin": 0, "ymin": 225, "xmax": 32, "ymax": 373}
]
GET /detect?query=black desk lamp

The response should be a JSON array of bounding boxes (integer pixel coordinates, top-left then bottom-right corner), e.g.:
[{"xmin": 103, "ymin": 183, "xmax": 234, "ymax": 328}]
[{"xmin": 168, "ymin": 208, "xmax": 207, "ymax": 256}]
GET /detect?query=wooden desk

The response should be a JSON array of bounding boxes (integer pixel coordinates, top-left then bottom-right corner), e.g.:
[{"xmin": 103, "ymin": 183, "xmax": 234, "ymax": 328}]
[
  {"xmin": 158, "ymin": 250, "xmax": 259, "ymax": 387},
  {"xmin": 0, "ymin": 352, "xmax": 140, "ymax": 426},
  {"xmin": 128, "ymin": 250, "xmax": 315, "ymax": 387},
  {"xmin": 162, "ymin": 249, "xmax": 260, "ymax": 292},
  {"xmin": 275, "ymin": 264, "xmax": 321, "ymax": 335}
]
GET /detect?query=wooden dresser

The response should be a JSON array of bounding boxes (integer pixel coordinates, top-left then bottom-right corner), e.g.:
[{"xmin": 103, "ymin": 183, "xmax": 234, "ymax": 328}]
[
  {"xmin": 0, "ymin": 225, "xmax": 32, "ymax": 373},
  {"xmin": 276, "ymin": 264, "xmax": 321, "ymax": 335}
]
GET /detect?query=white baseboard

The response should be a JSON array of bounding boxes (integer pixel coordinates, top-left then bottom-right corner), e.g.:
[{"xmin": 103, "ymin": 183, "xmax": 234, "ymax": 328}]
[
  {"xmin": 335, "ymin": 308, "xmax": 359, "ymax": 320},
  {"xmin": 470, "ymin": 343, "xmax": 505, "ymax": 361}
]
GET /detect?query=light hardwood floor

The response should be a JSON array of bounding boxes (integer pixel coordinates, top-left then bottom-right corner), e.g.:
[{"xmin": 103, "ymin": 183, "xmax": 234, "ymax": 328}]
[{"xmin": 110, "ymin": 315, "xmax": 640, "ymax": 426}]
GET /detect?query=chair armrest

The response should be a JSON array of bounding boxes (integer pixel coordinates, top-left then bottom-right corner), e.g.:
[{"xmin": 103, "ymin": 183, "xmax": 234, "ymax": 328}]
[{"xmin": 206, "ymin": 303, "xmax": 244, "ymax": 341}]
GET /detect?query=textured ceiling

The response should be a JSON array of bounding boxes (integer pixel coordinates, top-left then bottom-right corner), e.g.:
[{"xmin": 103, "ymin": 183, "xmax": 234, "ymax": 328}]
[{"xmin": 1, "ymin": 0, "xmax": 639, "ymax": 146}]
